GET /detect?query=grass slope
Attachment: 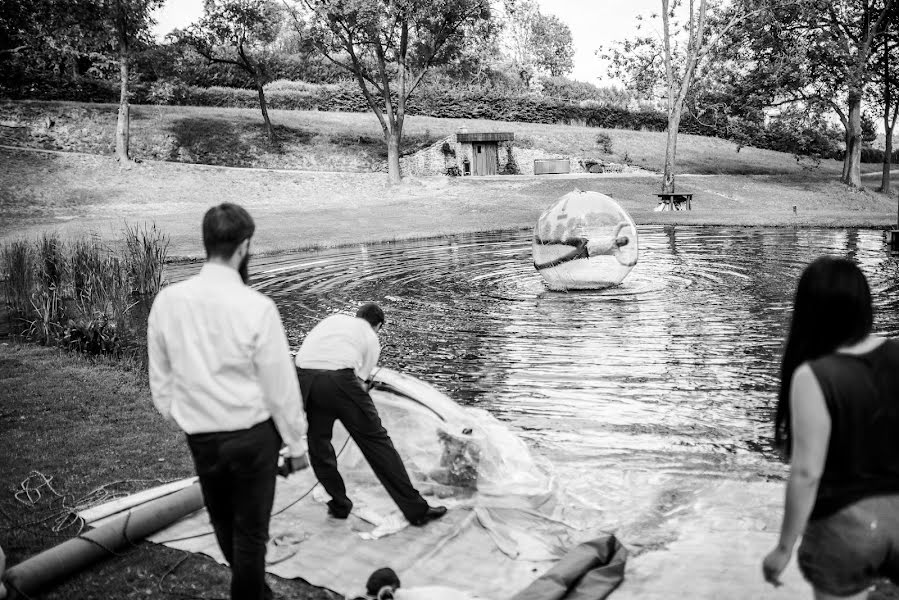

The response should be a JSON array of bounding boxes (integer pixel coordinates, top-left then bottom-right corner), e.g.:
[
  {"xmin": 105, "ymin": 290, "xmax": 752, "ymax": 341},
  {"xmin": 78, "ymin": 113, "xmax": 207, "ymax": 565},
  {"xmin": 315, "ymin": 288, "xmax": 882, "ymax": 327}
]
[
  {"xmin": 0, "ymin": 341, "xmax": 336, "ymax": 600},
  {"xmin": 1, "ymin": 146, "xmax": 896, "ymax": 259},
  {"xmin": 0, "ymin": 99, "xmax": 885, "ymax": 176}
]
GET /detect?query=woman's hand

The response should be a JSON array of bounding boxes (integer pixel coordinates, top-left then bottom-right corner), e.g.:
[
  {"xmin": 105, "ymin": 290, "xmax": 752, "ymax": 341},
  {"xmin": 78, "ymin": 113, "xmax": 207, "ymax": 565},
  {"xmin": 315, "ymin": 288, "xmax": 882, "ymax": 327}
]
[{"xmin": 762, "ymin": 545, "xmax": 791, "ymax": 587}]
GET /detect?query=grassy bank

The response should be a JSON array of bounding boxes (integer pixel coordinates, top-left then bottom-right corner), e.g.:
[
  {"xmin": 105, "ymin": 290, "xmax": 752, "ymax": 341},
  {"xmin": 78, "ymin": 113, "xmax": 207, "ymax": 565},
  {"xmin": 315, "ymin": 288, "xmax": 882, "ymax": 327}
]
[
  {"xmin": 0, "ymin": 342, "xmax": 337, "ymax": 599},
  {"xmin": 2, "ymin": 146, "xmax": 897, "ymax": 259},
  {"xmin": 0, "ymin": 99, "xmax": 885, "ymax": 176}
]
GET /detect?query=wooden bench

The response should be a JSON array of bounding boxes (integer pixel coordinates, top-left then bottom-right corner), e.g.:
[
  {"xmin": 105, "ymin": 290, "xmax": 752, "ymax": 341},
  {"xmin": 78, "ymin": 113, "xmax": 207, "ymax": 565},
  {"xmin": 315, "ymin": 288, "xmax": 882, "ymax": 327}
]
[{"xmin": 656, "ymin": 192, "xmax": 693, "ymax": 211}]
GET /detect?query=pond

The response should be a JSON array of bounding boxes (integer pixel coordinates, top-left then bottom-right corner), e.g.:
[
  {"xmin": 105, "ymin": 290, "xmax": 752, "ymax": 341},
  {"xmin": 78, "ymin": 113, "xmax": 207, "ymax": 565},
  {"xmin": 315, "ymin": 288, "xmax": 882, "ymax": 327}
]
[{"xmin": 174, "ymin": 226, "xmax": 899, "ymax": 519}]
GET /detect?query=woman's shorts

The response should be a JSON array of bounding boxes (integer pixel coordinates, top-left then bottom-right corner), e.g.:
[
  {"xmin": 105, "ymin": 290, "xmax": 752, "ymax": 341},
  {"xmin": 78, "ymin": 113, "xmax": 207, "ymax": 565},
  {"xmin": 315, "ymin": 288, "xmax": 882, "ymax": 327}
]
[{"xmin": 798, "ymin": 494, "xmax": 899, "ymax": 596}]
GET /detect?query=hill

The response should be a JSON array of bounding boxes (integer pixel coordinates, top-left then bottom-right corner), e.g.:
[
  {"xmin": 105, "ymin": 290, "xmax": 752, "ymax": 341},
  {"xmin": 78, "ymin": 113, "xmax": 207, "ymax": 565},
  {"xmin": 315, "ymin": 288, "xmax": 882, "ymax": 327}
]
[{"xmin": 0, "ymin": 99, "xmax": 872, "ymax": 177}]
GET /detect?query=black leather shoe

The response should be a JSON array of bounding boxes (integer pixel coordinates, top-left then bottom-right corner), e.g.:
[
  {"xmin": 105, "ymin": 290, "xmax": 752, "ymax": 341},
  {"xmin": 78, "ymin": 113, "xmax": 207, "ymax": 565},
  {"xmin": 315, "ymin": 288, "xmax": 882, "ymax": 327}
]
[
  {"xmin": 410, "ymin": 505, "xmax": 447, "ymax": 526},
  {"xmin": 327, "ymin": 500, "xmax": 352, "ymax": 519}
]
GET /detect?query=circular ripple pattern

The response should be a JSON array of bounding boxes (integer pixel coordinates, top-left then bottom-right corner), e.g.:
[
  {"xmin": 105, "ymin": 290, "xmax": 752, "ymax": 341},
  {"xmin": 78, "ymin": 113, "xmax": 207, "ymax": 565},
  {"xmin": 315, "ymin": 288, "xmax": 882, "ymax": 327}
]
[{"xmin": 171, "ymin": 226, "xmax": 899, "ymax": 482}]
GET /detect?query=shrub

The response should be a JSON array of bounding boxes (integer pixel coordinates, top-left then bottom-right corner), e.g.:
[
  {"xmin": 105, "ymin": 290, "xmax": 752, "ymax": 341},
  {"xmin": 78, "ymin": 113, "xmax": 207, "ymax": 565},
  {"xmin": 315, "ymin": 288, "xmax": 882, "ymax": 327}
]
[
  {"xmin": 147, "ymin": 79, "xmax": 192, "ymax": 105},
  {"xmin": 500, "ymin": 142, "xmax": 520, "ymax": 175},
  {"xmin": 440, "ymin": 141, "xmax": 456, "ymax": 158},
  {"xmin": 264, "ymin": 79, "xmax": 333, "ymax": 93},
  {"xmin": 595, "ymin": 132, "xmax": 614, "ymax": 154}
]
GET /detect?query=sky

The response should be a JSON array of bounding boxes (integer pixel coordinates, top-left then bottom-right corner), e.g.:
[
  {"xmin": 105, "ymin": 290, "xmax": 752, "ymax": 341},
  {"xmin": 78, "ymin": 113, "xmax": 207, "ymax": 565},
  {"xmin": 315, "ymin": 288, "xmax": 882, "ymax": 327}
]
[{"xmin": 151, "ymin": 0, "xmax": 661, "ymax": 86}]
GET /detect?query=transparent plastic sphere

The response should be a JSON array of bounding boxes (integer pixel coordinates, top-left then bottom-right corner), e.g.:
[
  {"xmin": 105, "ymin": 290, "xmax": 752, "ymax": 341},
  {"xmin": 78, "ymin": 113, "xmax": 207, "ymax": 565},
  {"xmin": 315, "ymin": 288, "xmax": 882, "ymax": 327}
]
[{"xmin": 532, "ymin": 190, "xmax": 639, "ymax": 290}]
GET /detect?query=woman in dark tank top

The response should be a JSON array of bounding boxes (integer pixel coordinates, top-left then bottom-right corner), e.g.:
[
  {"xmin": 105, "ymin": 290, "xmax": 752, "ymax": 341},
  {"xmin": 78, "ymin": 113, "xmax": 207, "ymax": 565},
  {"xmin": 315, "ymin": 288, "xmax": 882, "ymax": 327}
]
[{"xmin": 762, "ymin": 256, "xmax": 899, "ymax": 599}]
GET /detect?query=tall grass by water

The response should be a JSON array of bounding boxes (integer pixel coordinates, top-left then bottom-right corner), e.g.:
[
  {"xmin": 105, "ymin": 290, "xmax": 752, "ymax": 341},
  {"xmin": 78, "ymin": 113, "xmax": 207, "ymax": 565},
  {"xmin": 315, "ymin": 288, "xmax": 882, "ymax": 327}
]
[{"xmin": 0, "ymin": 225, "xmax": 169, "ymax": 357}]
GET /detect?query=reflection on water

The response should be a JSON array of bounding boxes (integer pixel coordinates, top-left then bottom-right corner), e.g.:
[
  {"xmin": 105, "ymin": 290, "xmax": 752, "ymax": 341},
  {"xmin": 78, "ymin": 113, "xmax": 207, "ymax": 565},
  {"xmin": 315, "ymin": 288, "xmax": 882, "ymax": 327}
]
[{"xmin": 171, "ymin": 227, "xmax": 899, "ymax": 487}]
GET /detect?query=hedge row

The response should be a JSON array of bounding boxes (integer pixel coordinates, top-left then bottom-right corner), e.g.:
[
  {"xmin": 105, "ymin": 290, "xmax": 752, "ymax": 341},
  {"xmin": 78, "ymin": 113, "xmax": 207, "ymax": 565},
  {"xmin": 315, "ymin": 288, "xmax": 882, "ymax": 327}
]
[
  {"xmin": 10, "ymin": 75, "xmax": 891, "ymax": 162},
  {"xmin": 0, "ymin": 75, "xmax": 715, "ymax": 134},
  {"xmin": 168, "ymin": 82, "xmax": 718, "ymax": 135}
]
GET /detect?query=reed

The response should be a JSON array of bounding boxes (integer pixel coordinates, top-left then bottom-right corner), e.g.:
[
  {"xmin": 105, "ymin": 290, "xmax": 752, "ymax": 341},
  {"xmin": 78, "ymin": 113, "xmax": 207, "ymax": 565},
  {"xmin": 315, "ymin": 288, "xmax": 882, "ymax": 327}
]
[
  {"xmin": 123, "ymin": 222, "xmax": 169, "ymax": 298},
  {"xmin": 1, "ymin": 239, "xmax": 34, "ymax": 316},
  {"xmin": 0, "ymin": 224, "xmax": 170, "ymax": 358}
]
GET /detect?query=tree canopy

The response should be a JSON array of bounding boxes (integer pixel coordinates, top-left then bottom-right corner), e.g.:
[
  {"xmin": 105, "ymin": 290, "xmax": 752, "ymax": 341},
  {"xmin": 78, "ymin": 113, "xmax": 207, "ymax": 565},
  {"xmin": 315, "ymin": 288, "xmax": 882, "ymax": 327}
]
[
  {"xmin": 291, "ymin": 0, "xmax": 491, "ymax": 182},
  {"xmin": 176, "ymin": 0, "xmax": 283, "ymax": 143}
]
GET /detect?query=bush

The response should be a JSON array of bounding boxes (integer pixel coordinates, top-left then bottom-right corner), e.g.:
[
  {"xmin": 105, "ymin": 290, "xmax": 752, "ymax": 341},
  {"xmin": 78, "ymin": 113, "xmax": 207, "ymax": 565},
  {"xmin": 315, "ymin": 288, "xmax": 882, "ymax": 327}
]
[
  {"xmin": 147, "ymin": 79, "xmax": 192, "ymax": 105},
  {"xmin": 595, "ymin": 132, "xmax": 614, "ymax": 153},
  {"xmin": 500, "ymin": 141, "xmax": 520, "ymax": 175},
  {"xmin": 538, "ymin": 76, "xmax": 632, "ymax": 108},
  {"xmin": 264, "ymin": 79, "xmax": 329, "ymax": 92}
]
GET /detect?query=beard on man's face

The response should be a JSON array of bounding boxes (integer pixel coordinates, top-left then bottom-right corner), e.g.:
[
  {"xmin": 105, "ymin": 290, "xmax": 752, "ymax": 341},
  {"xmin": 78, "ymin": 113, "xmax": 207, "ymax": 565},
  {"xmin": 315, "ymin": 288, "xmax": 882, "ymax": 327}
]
[{"xmin": 239, "ymin": 252, "xmax": 250, "ymax": 284}]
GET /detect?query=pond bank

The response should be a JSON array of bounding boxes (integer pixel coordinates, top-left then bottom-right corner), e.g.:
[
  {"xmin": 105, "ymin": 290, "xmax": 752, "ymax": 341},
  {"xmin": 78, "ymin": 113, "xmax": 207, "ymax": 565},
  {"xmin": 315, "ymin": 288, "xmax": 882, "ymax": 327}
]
[{"xmin": 1, "ymin": 147, "xmax": 897, "ymax": 259}]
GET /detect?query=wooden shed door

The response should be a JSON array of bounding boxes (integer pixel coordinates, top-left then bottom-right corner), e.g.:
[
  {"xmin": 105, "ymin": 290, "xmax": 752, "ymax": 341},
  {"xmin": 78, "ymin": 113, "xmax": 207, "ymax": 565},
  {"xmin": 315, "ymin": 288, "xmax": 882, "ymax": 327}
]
[
  {"xmin": 484, "ymin": 143, "xmax": 497, "ymax": 175},
  {"xmin": 474, "ymin": 144, "xmax": 487, "ymax": 175}
]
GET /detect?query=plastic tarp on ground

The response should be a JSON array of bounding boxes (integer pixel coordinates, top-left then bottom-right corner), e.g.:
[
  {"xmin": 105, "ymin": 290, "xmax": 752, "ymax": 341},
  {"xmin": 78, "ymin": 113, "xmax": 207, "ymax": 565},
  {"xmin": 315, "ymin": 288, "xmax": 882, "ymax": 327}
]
[{"xmin": 85, "ymin": 368, "xmax": 626, "ymax": 599}]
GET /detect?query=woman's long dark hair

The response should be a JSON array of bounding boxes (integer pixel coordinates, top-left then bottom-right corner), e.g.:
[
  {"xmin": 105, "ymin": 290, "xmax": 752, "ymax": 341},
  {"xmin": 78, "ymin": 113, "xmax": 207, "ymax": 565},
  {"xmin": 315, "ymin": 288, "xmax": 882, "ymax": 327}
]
[{"xmin": 775, "ymin": 256, "xmax": 873, "ymax": 453}]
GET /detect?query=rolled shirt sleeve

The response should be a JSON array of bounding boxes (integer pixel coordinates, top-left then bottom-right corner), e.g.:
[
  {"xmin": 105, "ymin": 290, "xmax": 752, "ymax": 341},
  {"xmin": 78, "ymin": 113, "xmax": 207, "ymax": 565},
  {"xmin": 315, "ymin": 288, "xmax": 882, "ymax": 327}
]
[
  {"xmin": 357, "ymin": 325, "xmax": 382, "ymax": 382},
  {"xmin": 147, "ymin": 296, "xmax": 175, "ymax": 422},
  {"xmin": 255, "ymin": 303, "xmax": 307, "ymax": 456}
]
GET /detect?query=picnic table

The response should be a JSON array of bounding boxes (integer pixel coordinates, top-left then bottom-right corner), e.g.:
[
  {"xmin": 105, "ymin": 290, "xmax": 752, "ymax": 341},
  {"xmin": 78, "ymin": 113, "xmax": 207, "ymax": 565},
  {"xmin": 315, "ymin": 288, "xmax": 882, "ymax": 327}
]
[{"xmin": 656, "ymin": 192, "xmax": 692, "ymax": 211}]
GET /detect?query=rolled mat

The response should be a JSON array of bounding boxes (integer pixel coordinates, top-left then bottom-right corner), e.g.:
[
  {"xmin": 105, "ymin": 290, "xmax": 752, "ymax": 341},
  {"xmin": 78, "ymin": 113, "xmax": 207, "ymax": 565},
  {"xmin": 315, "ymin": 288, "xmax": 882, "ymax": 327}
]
[
  {"xmin": 508, "ymin": 535, "xmax": 628, "ymax": 600},
  {"xmin": 2, "ymin": 482, "xmax": 204, "ymax": 599}
]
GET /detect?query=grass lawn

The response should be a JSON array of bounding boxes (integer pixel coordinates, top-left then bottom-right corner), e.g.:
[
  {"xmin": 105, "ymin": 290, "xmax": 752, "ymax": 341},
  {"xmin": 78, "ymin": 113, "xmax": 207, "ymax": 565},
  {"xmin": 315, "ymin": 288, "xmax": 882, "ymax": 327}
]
[
  {"xmin": 0, "ymin": 341, "xmax": 337, "ymax": 600},
  {"xmin": 1, "ymin": 145, "xmax": 896, "ymax": 259},
  {"xmin": 0, "ymin": 99, "xmax": 891, "ymax": 177}
]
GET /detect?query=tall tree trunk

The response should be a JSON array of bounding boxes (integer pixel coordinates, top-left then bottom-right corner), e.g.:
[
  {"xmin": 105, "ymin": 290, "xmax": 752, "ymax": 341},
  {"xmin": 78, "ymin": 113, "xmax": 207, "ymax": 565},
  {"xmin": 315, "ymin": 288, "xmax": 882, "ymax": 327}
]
[
  {"xmin": 881, "ymin": 32, "xmax": 892, "ymax": 195},
  {"xmin": 386, "ymin": 130, "xmax": 401, "ymax": 184},
  {"xmin": 883, "ymin": 129, "xmax": 894, "ymax": 194},
  {"xmin": 842, "ymin": 92, "xmax": 863, "ymax": 188},
  {"xmin": 254, "ymin": 76, "xmax": 276, "ymax": 144},
  {"xmin": 662, "ymin": 107, "xmax": 682, "ymax": 193},
  {"xmin": 115, "ymin": 26, "xmax": 131, "ymax": 164}
]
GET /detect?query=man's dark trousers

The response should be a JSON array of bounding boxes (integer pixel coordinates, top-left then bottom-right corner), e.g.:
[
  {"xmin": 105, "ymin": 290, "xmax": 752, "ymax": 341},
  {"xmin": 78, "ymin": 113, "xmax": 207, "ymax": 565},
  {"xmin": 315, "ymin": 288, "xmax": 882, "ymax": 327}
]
[
  {"xmin": 297, "ymin": 367, "xmax": 429, "ymax": 521},
  {"xmin": 187, "ymin": 419, "xmax": 280, "ymax": 600}
]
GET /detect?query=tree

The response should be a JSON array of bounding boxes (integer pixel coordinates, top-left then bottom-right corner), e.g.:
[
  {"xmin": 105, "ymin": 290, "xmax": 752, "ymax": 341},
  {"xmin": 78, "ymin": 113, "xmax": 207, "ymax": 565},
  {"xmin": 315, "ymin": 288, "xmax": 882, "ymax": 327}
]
[
  {"xmin": 111, "ymin": 0, "xmax": 165, "ymax": 164},
  {"xmin": 0, "ymin": 0, "xmax": 160, "ymax": 164},
  {"xmin": 500, "ymin": 0, "xmax": 574, "ymax": 85},
  {"xmin": 530, "ymin": 12, "xmax": 574, "ymax": 77},
  {"xmin": 290, "ymin": 0, "xmax": 491, "ymax": 184},
  {"xmin": 604, "ymin": 0, "xmax": 761, "ymax": 193},
  {"xmin": 727, "ymin": 0, "xmax": 894, "ymax": 188},
  {"xmin": 870, "ymin": 13, "xmax": 899, "ymax": 193},
  {"xmin": 177, "ymin": 0, "xmax": 283, "ymax": 144}
]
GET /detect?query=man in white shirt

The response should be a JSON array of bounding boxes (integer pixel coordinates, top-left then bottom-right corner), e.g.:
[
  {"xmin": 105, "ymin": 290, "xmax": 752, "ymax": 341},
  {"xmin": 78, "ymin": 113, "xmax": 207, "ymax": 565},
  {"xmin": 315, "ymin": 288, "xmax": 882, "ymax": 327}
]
[
  {"xmin": 295, "ymin": 303, "xmax": 446, "ymax": 526},
  {"xmin": 148, "ymin": 203, "xmax": 307, "ymax": 600}
]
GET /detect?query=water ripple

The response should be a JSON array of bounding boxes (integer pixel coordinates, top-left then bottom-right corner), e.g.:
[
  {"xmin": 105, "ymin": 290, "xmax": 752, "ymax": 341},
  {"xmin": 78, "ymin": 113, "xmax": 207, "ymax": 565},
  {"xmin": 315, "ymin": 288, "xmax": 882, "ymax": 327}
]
[{"xmin": 170, "ymin": 226, "xmax": 899, "ymax": 482}]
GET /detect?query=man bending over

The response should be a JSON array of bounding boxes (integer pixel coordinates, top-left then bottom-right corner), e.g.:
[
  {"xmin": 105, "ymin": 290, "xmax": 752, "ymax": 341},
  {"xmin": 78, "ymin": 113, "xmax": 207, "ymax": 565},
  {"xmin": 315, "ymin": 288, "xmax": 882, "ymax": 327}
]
[{"xmin": 295, "ymin": 303, "xmax": 446, "ymax": 526}]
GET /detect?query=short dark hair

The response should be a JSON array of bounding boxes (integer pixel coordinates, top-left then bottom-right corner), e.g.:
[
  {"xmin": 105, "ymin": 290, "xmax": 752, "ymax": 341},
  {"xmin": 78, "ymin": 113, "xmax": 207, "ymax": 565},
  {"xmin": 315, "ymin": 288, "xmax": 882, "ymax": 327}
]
[
  {"xmin": 356, "ymin": 303, "xmax": 385, "ymax": 328},
  {"xmin": 365, "ymin": 567, "xmax": 399, "ymax": 597},
  {"xmin": 202, "ymin": 203, "xmax": 255, "ymax": 259}
]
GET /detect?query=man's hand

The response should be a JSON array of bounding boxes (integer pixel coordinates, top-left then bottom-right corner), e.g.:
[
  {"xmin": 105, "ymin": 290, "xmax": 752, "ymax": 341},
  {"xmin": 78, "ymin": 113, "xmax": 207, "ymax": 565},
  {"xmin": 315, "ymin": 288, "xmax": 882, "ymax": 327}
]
[
  {"xmin": 278, "ymin": 452, "xmax": 310, "ymax": 478},
  {"xmin": 762, "ymin": 544, "xmax": 791, "ymax": 587}
]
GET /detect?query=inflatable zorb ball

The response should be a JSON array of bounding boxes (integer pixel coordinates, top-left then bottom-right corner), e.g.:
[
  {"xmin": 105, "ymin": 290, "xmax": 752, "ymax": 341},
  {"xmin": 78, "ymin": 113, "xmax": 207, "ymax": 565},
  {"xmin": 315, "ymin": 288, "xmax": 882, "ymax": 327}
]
[{"xmin": 533, "ymin": 190, "xmax": 638, "ymax": 290}]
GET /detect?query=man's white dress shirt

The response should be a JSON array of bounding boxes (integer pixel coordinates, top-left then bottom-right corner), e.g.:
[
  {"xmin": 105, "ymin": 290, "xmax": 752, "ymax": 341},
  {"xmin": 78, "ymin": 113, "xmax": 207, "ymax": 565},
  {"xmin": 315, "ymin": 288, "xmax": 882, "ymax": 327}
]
[
  {"xmin": 294, "ymin": 314, "xmax": 380, "ymax": 381},
  {"xmin": 148, "ymin": 262, "xmax": 306, "ymax": 456}
]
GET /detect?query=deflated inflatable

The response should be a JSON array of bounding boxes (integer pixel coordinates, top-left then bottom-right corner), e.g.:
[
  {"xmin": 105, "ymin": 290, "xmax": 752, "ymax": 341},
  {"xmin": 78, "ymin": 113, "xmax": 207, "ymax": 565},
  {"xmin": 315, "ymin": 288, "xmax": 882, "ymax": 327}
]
[
  {"xmin": 533, "ymin": 190, "xmax": 638, "ymax": 290},
  {"xmin": 50, "ymin": 368, "xmax": 624, "ymax": 600}
]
